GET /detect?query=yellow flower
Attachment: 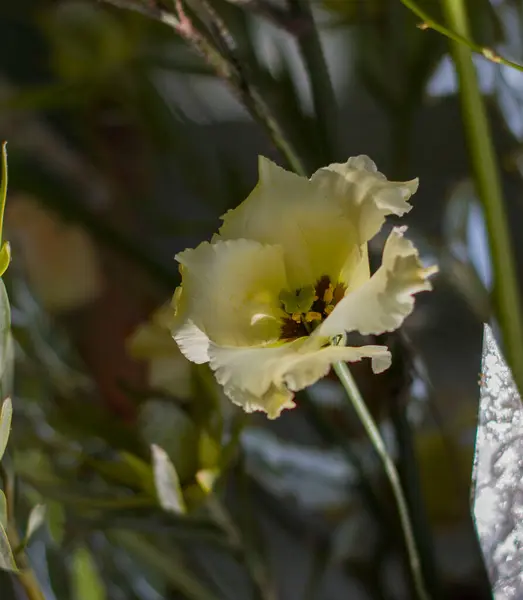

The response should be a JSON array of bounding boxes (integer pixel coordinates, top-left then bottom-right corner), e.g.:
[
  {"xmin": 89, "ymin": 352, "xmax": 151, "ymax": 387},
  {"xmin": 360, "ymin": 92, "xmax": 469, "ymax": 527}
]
[
  {"xmin": 127, "ymin": 301, "xmax": 192, "ymax": 399},
  {"xmin": 171, "ymin": 156, "xmax": 437, "ymax": 418}
]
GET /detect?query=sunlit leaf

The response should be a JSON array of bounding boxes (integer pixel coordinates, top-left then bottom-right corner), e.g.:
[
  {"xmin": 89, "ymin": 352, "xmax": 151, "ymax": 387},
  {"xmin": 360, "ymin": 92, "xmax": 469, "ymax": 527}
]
[
  {"xmin": 0, "ymin": 397, "xmax": 12, "ymax": 462},
  {"xmin": 151, "ymin": 444, "xmax": 186, "ymax": 515},
  {"xmin": 25, "ymin": 504, "xmax": 47, "ymax": 545},
  {"xmin": 0, "ymin": 522, "xmax": 17, "ymax": 572},
  {"xmin": 71, "ymin": 546, "xmax": 106, "ymax": 600},
  {"xmin": 139, "ymin": 400, "xmax": 198, "ymax": 482},
  {"xmin": 196, "ymin": 469, "xmax": 219, "ymax": 495}
]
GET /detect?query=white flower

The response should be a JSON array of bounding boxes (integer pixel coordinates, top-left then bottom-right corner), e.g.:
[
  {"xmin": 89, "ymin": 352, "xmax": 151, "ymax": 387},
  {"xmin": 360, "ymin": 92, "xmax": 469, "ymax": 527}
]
[{"xmin": 171, "ymin": 156, "xmax": 437, "ymax": 418}]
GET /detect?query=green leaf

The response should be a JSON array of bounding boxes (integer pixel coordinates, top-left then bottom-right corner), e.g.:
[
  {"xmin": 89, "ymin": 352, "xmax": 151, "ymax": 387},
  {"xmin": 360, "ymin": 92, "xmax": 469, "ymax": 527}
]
[
  {"xmin": 0, "ymin": 142, "xmax": 7, "ymax": 249},
  {"xmin": 0, "ymin": 281, "xmax": 12, "ymax": 400},
  {"xmin": 0, "ymin": 397, "xmax": 12, "ymax": 462},
  {"xmin": 71, "ymin": 546, "xmax": 106, "ymax": 600},
  {"xmin": 151, "ymin": 444, "xmax": 186, "ymax": 515},
  {"xmin": 0, "ymin": 243, "xmax": 10, "ymax": 279},
  {"xmin": 25, "ymin": 504, "xmax": 47, "ymax": 545},
  {"xmin": 0, "ymin": 522, "xmax": 17, "ymax": 572},
  {"xmin": 0, "ymin": 491, "xmax": 6, "ymax": 530},
  {"xmin": 47, "ymin": 502, "xmax": 65, "ymax": 546},
  {"xmin": 119, "ymin": 451, "xmax": 155, "ymax": 495}
]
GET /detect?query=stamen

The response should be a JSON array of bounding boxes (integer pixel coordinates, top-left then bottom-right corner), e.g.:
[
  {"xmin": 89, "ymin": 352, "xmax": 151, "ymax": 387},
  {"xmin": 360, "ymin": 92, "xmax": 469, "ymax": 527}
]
[
  {"xmin": 323, "ymin": 285, "xmax": 334, "ymax": 305},
  {"xmin": 279, "ymin": 275, "xmax": 347, "ymax": 341},
  {"xmin": 305, "ymin": 311, "xmax": 322, "ymax": 322}
]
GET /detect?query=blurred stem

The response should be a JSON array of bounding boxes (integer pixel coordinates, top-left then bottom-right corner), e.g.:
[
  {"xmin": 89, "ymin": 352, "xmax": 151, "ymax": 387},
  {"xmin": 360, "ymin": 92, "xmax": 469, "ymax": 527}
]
[
  {"xmin": 442, "ymin": 0, "xmax": 523, "ymax": 395},
  {"xmin": 287, "ymin": 0, "xmax": 338, "ymax": 164},
  {"xmin": 390, "ymin": 401, "xmax": 443, "ymax": 599},
  {"xmin": 332, "ymin": 362, "xmax": 430, "ymax": 600},
  {"xmin": 112, "ymin": 531, "xmax": 219, "ymax": 600},
  {"xmin": 207, "ymin": 497, "xmax": 276, "ymax": 600},
  {"xmin": 400, "ymin": 0, "xmax": 523, "ymax": 72},
  {"xmin": 0, "ymin": 465, "xmax": 45, "ymax": 600}
]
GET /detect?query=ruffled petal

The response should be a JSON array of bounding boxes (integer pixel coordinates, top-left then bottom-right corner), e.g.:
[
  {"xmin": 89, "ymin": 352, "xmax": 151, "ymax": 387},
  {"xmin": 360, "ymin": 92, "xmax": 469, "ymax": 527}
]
[
  {"xmin": 310, "ymin": 155, "xmax": 419, "ymax": 246},
  {"xmin": 208, "ymin": 339, "xmax": 391, "ymax": 419},
  {"xmin": 315, "ymin": 226, "xmax": 438, "ymax": 339},
  {"xmin": 218, "ymin": 157, "xmax": 358, "ymax": 289},
  {"xmin": 175, "ymin": 238, "xmax": 287, "ymax": 347},
  {"xmin": 174, "ymin": 320, "xmax": 210, "ymax": 364}
]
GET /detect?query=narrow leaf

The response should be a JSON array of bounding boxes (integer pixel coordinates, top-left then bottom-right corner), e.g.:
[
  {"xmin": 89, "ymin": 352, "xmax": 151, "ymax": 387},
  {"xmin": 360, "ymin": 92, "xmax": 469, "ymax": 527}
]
[
  {"xmin": 47, "ymin": 502, "xmax": 65, "ymax": 546},
  {"xmin": 0, "ymin": 491, "xmax": 6, "ymax": 530},
  {"xmin": 0, "ymin": 522, "xmax": 17, "ymax": 572},
  {"xmin": 25, "ymin": 504, "xmax": 47, "ymax": 544},
  {"xmin": 0, "ymin": 244, "xmax": 10, "ymax": 279},
  {"xmin": 151, "ymin": 444, "xmax": 186, "ymax": 514},
  {"xmin": 0, "ymin": 142, "xmax": 7, "ymax": 249},
  {"xmin": 71, "ymin": 546, "xmax": 106, "ymax": 600},
  {"xmin": 0, "ymin": 397, "xmax": 12, "ymax": 462}
]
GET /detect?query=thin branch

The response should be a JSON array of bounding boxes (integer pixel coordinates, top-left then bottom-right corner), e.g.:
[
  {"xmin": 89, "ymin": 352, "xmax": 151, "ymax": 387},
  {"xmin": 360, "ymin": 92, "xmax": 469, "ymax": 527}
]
[
  {"xmin": 187, "ymin": 0, "xmax": 307, "ymax": 175},
  {"xmin": 99, "ymin": 0, "xmax": 306, "ymax": 175},
  {"xmin": 99, "ymin": 0, "xmax": 181, "ymax": 27},
  {"xmin": 400, "ymin": 0, "xmax": 523, "ymax": 73}
]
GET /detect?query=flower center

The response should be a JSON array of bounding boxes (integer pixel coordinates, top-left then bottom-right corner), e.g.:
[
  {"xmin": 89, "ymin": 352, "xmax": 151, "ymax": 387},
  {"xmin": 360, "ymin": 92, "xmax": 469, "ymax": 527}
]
[{"xmin": 279, "ymin": 275, "xmax": 346, "ymax": 341}]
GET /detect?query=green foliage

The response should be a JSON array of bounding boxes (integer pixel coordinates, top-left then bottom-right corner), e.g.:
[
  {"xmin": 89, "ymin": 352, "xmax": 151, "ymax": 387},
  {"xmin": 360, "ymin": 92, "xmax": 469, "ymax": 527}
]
[
  {"xmin": 0, "ymin": 398, "xmax": 12, "ymax": 463},
  {"xmin": 71, "ymin": 546, "xmax": 107, "ymax": 600}
]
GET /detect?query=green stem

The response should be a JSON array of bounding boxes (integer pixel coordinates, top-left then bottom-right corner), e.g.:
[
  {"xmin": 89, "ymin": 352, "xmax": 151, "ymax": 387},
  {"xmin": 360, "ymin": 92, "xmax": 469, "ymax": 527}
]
[
  {"xmin": 400, "ymin": 0, "xmax": 523, "ymax": 72},
  {"xmin": 333, "ymin": 361, "xmax": 430, "ymax": 600},
  {"xmin": 288, "ymin": 0, "xmax": 338, "ymax": 164},
  {"xmin": 442, "ymin": 0, "xmax": 523, "ymax": 395}
]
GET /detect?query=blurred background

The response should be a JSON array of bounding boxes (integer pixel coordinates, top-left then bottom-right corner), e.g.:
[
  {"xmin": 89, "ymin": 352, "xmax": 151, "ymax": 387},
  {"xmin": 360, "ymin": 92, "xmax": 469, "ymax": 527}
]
[{"xmin": 0, "ymin": 0, "xmax": 522, "ymax": 598}]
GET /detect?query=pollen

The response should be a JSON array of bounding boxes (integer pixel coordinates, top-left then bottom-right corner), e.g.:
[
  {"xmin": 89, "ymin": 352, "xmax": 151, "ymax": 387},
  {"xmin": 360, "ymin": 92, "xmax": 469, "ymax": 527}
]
[
  {"xmin": 305, "ymin": 311, "xmax": 322, "ymax": 322},
  {"xmin": 279, "ymin": 275, "xmax": 347, "ymax": 341},
  {"xmin": 323, "ymin": 285, "xmax": 333, "ymax": 305}
]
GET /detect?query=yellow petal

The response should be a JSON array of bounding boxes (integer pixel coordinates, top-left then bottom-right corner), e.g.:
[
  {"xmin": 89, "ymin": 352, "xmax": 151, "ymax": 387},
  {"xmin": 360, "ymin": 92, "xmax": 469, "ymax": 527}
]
[
  {"xmin": 310, "ymin": 155, "xmax": 418, "ymax": 246},
  {"xmin": 315, "ymin": 227, "xmax": 437, "ymax": 339},
  {"xmin": 175, "ymin": 238, "xmax": 287, "ymax": 347},
  {"xmin": 218, "ymin": 157, "xmax": 358, "ymax": 289},
  {"xmin": 208, "ymin": 339, "xmax": 391, "ymax": 419}
]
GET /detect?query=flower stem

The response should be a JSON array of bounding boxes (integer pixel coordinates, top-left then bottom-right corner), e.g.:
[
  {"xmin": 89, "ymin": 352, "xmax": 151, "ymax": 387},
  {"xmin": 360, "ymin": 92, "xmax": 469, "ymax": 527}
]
[
  {"xmin": 400, "ymin": 0, "xmax": 523, "ymax": 72},
  {"xmin": 333, "ymin": 361, "xmax": 430, "ymax": 600},
  {"xmin": 442, "ymin": 0, "xmax": 523, "ymax": 395}
]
